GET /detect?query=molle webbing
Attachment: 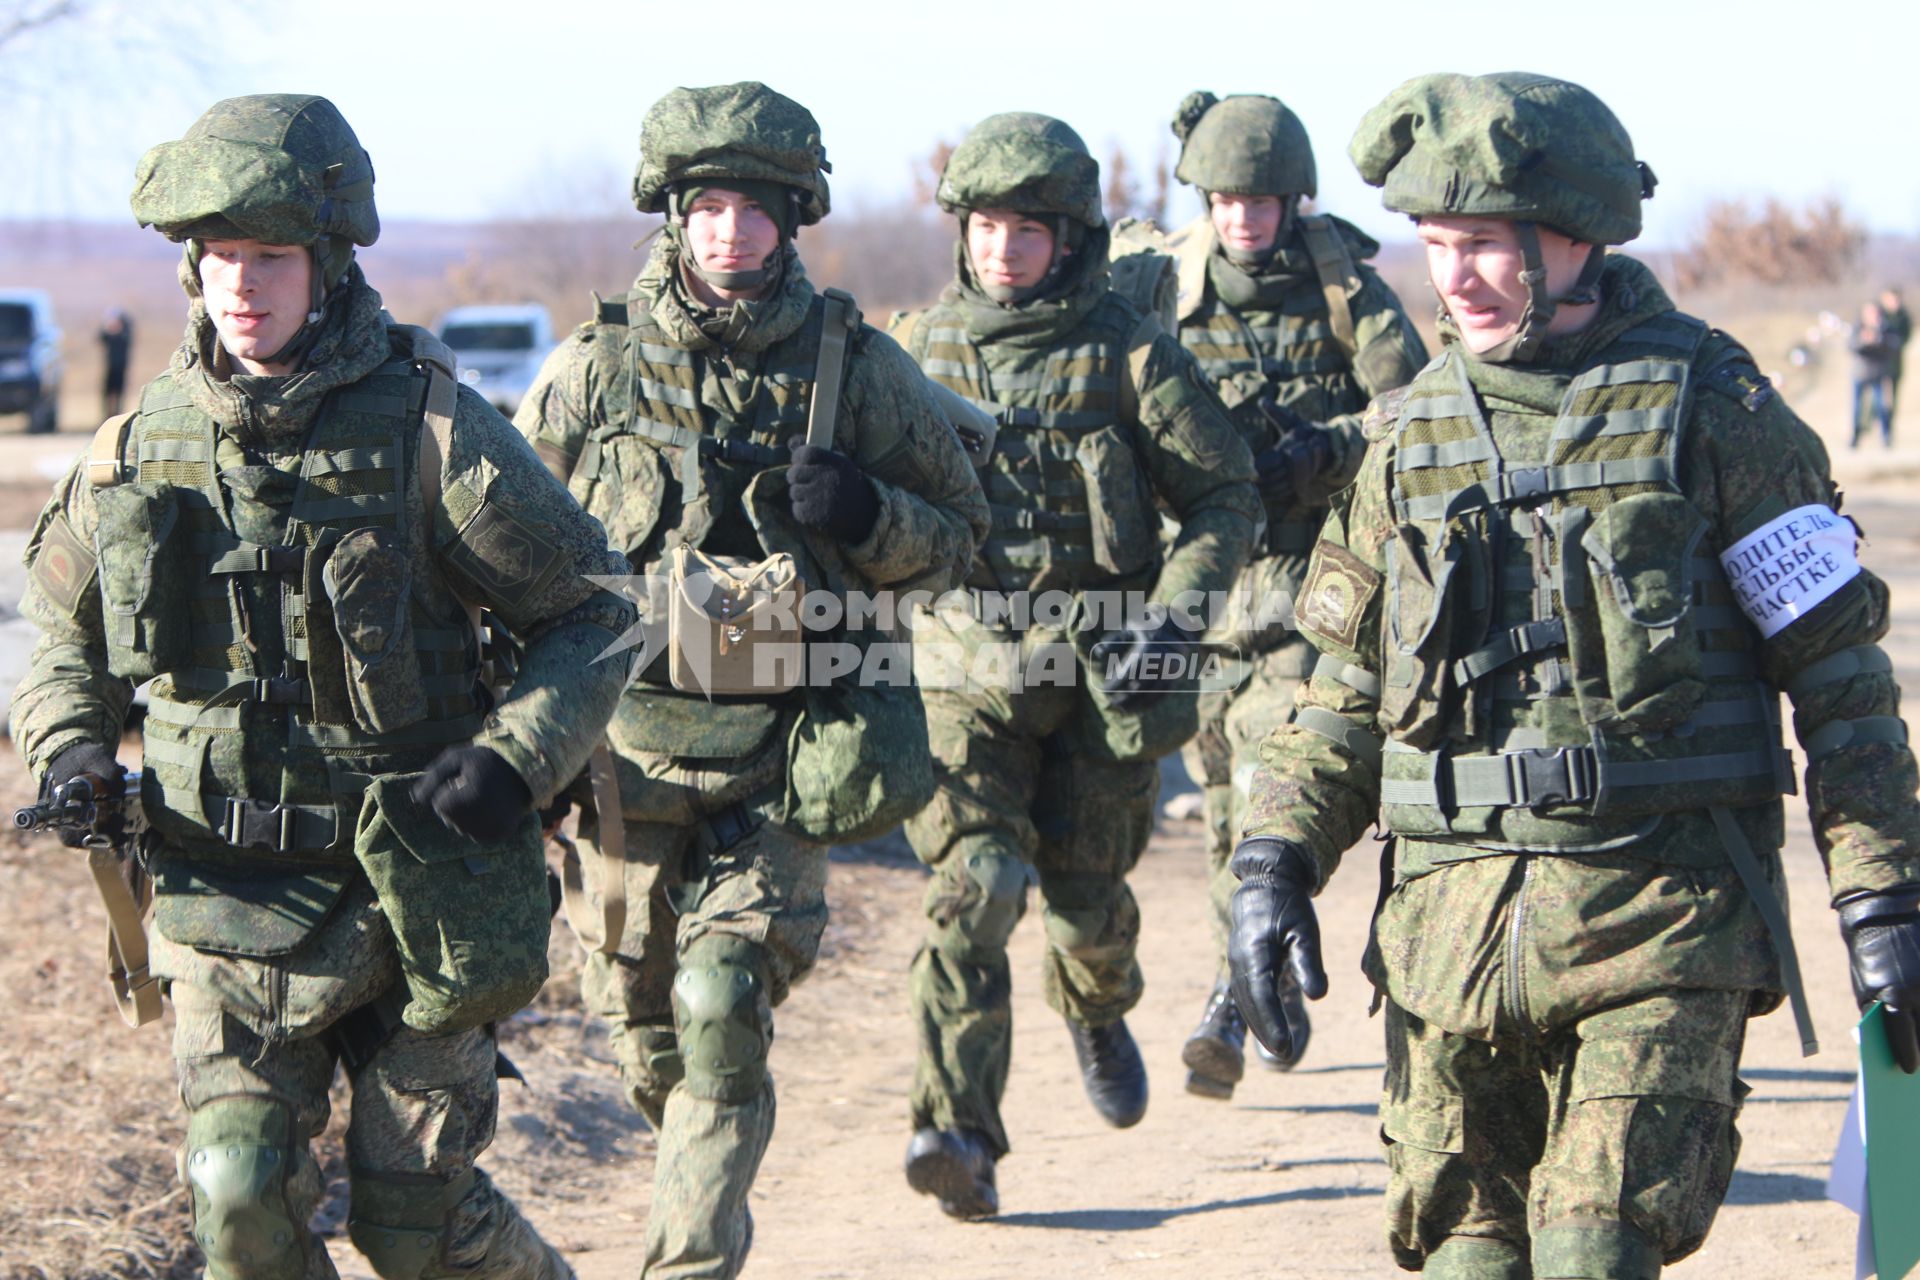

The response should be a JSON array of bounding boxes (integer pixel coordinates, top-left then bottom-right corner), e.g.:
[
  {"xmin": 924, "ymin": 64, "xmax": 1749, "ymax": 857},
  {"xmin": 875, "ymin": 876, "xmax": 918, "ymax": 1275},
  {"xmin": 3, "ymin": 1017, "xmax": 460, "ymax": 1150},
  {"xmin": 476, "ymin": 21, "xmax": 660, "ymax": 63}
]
[
  {"xmin": 130, "ymin": 349, "xmax": 483, "ymax": 859},
  {"xmin": 1379, "ymin": 312, "xmax": 1794, "ymax": 836},
  {"xmin": 913, "ymin": 298, "xmax": 1139, "ymax": 591},
  {"xmin": 1390, "ymin": 320, "xmax": 1705, "ymax": 525},
  {"xmin": 569, "ymin": 292, "xmax": 828, "ymax": 504},
  {"xmin": 1178, "ymin": 307, "xmax": 1353, "ymax": 386}
]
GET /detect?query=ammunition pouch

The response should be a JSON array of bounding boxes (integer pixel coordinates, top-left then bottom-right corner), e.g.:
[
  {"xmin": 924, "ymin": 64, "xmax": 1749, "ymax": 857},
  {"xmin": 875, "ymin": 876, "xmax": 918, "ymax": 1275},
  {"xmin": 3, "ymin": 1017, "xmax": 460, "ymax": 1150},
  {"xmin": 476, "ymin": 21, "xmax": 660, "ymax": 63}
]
[
  {"xmin": 1567, "ymin": 492, "xmax": 1709, "ymax": 731},
  {"xmin": 326, "ymin": 527, "xmax": 429, "ymax": 733},
  {"xmin": 93, "ymin": 482, "xmax": 191, "ymax": 680},
  {"xmin": 1075, "ymin": 424, "xmax": 1157, "ymax": 576}
]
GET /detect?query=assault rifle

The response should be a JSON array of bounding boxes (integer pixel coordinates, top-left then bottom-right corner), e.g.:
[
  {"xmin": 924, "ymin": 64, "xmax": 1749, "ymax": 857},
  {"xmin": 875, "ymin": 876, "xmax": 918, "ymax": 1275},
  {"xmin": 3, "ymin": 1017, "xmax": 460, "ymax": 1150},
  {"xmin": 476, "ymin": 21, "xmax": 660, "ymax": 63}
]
[
  {"xmin": 12, "ymin": 767, "xmax": 161, "ymax": 1027},
  {"xmin": 13, "ymin": 767, "xmax": 147, "ymax": 845}
]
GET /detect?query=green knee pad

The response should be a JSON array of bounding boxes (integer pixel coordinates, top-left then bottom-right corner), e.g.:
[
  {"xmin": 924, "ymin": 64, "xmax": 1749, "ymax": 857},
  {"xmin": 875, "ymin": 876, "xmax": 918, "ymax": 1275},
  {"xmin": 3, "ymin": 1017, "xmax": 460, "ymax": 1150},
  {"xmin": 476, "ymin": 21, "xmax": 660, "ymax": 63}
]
[
  {"xmin": 183, "ymin": 1096, "xmax": 303, "ymax": 1280},
  {"xmin": 1532, "ymin": 1218, "xmax": 1660, "ymax": 1280},
  {"xmin": 348, "ymin": 1168, "xmax": 476, "ymax": 1280},
  {"xmin": 1426, "ymin": 1235, "xmax": 1531, "ymax": 1279},
  {"xmin": 674, "ymin": 934, "xmax": 773, "ymax": 1104},
  {"xmin": 928, "ymin": 848, "xmax": 1028, "ymax": 960}
]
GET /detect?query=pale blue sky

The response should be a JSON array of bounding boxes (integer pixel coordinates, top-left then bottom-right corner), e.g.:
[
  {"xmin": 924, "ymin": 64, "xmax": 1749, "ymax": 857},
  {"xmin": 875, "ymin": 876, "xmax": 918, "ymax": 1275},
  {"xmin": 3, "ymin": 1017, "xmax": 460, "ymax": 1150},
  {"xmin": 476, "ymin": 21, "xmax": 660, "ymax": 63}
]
[{"xmin": 5, "ymin": 0, "xmax": 1917, "ymax": 247}]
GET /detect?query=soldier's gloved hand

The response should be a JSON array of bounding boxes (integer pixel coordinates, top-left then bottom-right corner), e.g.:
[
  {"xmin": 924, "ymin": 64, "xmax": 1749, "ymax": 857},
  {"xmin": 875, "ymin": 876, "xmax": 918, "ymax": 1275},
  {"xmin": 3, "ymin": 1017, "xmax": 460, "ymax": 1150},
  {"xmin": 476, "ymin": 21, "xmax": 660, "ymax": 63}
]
[
  {"xmin": 411, "ymin": 746, "xmax": 532, "ymax": 844},
  {"xmin": 45, "ymin": 742, "xmax": 125, "ymax": 848},
  {"xmin": 787, "ymin": 439, "xmax": 879, "ymax": 543},
  {"xmin": 1254, "ymin": 431, "xmax": 1336, "ymax": 507},
  {"xmin": 1090, "ymin": 615, "xmax": 1198, "ymax": 709},
  {"xmin": 1228, "ymin": 836, "xmax": 1328, "ymax": 1062},
  {"xmin": 1841, "ymin": 890, "xmax": 1920, "ymax": 1073},
  {"xmin": 538, "ymin": 790, "xmax": 573, "ymax": 839}
]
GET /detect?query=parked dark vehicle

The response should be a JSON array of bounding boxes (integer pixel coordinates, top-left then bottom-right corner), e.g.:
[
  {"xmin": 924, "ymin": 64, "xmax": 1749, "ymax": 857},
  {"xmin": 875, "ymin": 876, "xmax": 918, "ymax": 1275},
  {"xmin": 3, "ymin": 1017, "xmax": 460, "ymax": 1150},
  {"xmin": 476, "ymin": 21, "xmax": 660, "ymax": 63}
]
[{"xmin": 0, "ymin": 289, "xmax": 64, "ymax": 433}]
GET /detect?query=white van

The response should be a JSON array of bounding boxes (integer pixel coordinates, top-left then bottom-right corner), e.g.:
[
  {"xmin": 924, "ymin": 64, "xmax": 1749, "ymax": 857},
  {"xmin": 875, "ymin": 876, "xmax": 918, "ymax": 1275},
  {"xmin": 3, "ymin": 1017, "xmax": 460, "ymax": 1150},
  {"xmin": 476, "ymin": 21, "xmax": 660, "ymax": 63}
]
[{"xmin": 434, "ymin": 303, "xmax": 556, "ymax": 416}]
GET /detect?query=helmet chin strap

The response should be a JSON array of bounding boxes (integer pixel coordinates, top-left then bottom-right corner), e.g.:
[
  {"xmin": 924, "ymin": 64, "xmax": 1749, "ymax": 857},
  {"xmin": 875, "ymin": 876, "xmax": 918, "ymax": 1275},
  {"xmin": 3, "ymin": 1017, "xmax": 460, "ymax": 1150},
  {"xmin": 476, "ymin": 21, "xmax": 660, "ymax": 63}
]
[
  {"xmin": 1466, "ymin": 223, "xmax": 1604, "ymax": 365},
  {"xmin": 966, "ymin": 213, "xmax": 1071, "ymax": 305},
  {"xmin": 671, "ymin": 188, "xmax": 792, "ymax": 293},
  {"xmin": 187, "ymin": 238, "xmax": 337, "ymax": 373}
]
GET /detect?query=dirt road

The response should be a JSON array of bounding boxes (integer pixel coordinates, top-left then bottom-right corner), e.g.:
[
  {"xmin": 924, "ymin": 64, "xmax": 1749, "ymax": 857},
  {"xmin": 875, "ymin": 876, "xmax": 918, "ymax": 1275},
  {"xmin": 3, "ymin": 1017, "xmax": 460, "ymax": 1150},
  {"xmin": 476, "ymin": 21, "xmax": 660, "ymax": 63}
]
[{"xmin": 3, "ymin": 430, "xmax": 1914, "ymax": 1278}]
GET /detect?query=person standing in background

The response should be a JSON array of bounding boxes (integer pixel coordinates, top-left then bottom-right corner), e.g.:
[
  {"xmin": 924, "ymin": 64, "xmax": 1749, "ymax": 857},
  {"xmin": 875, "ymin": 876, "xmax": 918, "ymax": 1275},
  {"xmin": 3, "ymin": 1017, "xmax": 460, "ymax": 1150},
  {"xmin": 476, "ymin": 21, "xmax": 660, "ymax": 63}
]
[
  {"xmin": 1850, "ymin": 300, "xmax": 1895, "ymax": 448},
  {"xmin": 1879, "ymin": 286, "xmax": 1910, "ymax": 417},
  {"xmin": 97, "ymin": 308, "xmax": 132, "ymax": 417}
]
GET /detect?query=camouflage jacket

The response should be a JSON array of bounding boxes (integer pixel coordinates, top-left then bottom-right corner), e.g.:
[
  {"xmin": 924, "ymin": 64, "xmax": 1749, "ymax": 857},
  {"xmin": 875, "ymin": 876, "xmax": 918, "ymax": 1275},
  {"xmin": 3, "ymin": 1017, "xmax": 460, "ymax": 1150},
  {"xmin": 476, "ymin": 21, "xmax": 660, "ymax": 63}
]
[{"xmin": 1244, "ymin": 255, "xmax": 1920, "ymax": 1020}]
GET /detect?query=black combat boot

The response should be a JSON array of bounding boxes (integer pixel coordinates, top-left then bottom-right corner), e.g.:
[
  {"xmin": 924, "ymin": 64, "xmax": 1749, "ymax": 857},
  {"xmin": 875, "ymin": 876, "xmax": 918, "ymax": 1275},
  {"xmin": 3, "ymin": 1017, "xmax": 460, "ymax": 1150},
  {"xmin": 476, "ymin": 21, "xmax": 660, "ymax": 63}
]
[
  {"xmin": 905, "ymin": 1127, "xmax": 998, "ymax": 1220},
  {"xmin": 1066, "ymin": 1016, "xmax": 1148, "ymax": 1128},
  {"xmin": 1181, "ymin": 979, "xmax": 1247, "ymax": 1099}
]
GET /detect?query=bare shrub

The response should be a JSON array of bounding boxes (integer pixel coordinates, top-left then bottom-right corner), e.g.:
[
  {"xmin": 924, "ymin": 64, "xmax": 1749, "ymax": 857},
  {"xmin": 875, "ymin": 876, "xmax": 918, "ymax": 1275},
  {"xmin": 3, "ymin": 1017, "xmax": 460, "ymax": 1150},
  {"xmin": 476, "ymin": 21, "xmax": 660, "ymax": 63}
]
[{"xmin": 1675, "ymin": 197, "xmax": 1866, "ymax": 291}]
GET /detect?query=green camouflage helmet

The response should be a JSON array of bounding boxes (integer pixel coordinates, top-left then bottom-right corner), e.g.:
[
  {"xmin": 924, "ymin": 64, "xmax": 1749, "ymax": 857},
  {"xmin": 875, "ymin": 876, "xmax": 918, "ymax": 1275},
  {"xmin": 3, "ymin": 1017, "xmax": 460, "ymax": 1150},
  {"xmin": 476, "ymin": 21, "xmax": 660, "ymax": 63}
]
[
  {"xmin": 1172, "ymin": 92, "xmax": 1316, "ymax": 198},
  {"xmin": 937, "ymin": 112, "xmax": 1104, "ymax": 229},
  {"xmin": 632, "ymin": 81, "xmax": 831, "ymax": 226},
  {"xmin": 130, "ymin": 94, "xmax": 378, "ymax": 284},
  {"xmin": 1349, "ymin": 71, "xmax": 1654, "ymax": 245}
]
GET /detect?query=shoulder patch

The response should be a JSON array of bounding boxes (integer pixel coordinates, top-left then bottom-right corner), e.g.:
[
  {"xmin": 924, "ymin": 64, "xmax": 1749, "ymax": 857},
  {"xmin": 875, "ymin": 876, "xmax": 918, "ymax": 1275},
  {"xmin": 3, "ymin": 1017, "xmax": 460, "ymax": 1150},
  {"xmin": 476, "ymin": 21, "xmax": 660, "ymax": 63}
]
[
  {"xmin": 444, "ymin": 501, "xmax": 565, "ymax": 611},
  {"xmin": 1297, "ymin": 541, "xmax": 1380, "ymax": 653},
  {"xmin": 29, "ymin": 512, "xmax": 97, "ymax": 618},
  {"xmin": 1361, "ymin": 386, "xmax": 1412, "ymax": 442},
  {"xmin": 1701, "ymin": 331, "xmax": 1776, "ymax": 413}
]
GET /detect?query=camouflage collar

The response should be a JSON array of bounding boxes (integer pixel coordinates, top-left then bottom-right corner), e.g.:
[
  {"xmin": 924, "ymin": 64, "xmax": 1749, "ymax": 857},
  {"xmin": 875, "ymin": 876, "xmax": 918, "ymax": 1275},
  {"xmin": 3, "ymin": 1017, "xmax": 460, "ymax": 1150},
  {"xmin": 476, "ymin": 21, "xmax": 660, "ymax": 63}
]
[{"xmin": 636, "ymin": 231, "xmax": 814, "ymax": 355}]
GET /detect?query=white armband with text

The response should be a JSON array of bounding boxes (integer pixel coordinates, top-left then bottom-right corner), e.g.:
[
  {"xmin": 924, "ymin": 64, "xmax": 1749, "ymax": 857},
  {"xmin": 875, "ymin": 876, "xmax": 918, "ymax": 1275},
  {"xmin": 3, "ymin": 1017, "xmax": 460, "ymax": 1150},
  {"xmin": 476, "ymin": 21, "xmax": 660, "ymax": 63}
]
[{"xmin": 1719, "ymin": 504, "xmax": 1860, "ymax": 638}]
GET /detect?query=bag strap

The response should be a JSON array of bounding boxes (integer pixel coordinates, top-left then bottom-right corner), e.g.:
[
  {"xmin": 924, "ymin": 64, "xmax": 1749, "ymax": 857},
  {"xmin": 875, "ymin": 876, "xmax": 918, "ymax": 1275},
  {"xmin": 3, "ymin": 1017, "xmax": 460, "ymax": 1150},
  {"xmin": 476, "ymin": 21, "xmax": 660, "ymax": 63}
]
[
  {"xmin": 88, "ymin": 842, "xmax": 161, "ymax": 1027},
  {"xmin": 1709, "ymin": 804, "xmax": 1818, "ymax": 1058},
  {"xmin": 415, "ymin": 361, "xmax": 485, "ymax": 641},
  {"xmin": 1117, "ymin": 309, "xmax": 1164, "ymax": 427},
  {"xmin": 87, "ymin": 411, "xmax": 137, "ymax": 488},
  {"xmin": 806, "ymin": 288, "xmax": 861, "ymax": 450},
  {"xmin": 558, "ymin": 743, "xmax": 629, "ymax": 956},
  {"xmin": 1299, "ymin": 215, "xmax": 1361, "ymax": 361}
]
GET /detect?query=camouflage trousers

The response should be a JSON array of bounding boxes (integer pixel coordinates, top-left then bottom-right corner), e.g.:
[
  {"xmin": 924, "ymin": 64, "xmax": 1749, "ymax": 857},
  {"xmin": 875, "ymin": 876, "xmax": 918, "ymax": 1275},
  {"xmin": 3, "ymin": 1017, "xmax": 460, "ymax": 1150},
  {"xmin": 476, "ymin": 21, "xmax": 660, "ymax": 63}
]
[
  {"xmin": 1382, "ymin": 989, "xmax": 1750, "ymax": 1279},
  {"xmin": 904, "ymin": 636, "xmax": 1157, "ymax": 1158},
  {"xmin": 575, "ymin": 737, "xmax": 828, "ymax": 1280},
  {"xmin": 169, "ymin": 978, "xmax": 567, "ymax": 1280},
  {"xmin": 1178, "ymin": 635, "xmax": 1317, "ymax": 967}
]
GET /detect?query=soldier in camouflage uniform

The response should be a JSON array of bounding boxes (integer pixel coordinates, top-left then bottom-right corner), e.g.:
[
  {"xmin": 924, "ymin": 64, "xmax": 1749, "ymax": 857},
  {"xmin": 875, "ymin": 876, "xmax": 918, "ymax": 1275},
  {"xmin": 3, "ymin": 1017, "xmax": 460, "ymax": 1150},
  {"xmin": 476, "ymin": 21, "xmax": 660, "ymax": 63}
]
[
  {"xmin": 1228, "ymin": 73, "xmax": 1920, "ymax": 1279},
  {"xmin": 515, "ymin": 82, "xmax": 987, "ymax": 1278},
  {"xmin": 891, "ymin": 112, "xmax": 1260, "ymax": 1219},
  {"xmin": 1159, "ymin": 91, "xmax": 1429, "ymax": 1099},
  {"xmin": 11, "ymin": 95, "xmax": 636, "ymax": 1280}
]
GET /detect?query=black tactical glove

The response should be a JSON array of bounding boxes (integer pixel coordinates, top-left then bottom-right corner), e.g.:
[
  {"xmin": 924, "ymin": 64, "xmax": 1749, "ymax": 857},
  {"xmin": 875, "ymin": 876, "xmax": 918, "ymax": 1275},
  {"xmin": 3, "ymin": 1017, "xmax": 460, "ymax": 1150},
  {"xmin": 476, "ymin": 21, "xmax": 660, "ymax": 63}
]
[
  {"xmin": 1089, "ymin": 615, "xmax": 1199, "ymax": 709},
  {"xmin": 411, "ymin": 746, "xmax": 532, "ymax": 844},
  {"xmin": 45, "ymin": 742, "xmax": 126, "ymax": 848},
  {"xmin": 787, "ymin": 439, "xmax": 880, "ymax": 544},
  {"xmin": 1253, "ymin": 430, "xmax": 1336, "ymax": 507},
  {"xmin": 1228, "ymin": 836, "xmax": 1328, "ymax": 1063},
  {"xmin": 538, "ymin": 790, "xmax": 573, "ymax": 838},
  {"xmin": 1841, "ymin": 890, "xmax": 1920, "ymax": 1074}
]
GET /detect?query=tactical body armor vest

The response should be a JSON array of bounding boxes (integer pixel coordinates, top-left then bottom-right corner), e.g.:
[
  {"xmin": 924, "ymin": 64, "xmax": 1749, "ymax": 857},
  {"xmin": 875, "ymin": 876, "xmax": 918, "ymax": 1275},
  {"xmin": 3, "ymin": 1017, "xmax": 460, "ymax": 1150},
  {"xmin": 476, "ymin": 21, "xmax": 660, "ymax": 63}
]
[
  {"xmin": 559, "ymin": 291, "xmax": 836, "ymax": 569},
  {"xmin": 94, "ymin": 329, "xmax": 483, "ymax": 863},
  {"xmin": 1179, "ymin": 216, "xmax": 1371, "ymax": 558},
  {"xmin": 907, "ymin": 292, "xmax": 1162, "ymax": 596},
  {"xmin": 1363, "ymin": 313, "xmax": 1792, "ymax": 850}
]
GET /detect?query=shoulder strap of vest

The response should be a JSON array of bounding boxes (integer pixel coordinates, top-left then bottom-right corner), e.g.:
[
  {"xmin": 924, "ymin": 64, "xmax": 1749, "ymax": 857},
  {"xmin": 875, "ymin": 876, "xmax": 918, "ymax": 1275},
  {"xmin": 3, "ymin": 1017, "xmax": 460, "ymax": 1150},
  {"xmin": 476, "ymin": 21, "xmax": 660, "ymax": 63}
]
[
  {"xmin": 388, "ymin": 322, "xmax": 457, "ymax": 381},
  {"xmin": 1167, "ymin": 215, "xmax": 1213, "ymax": 323},
  {"xmin": 593, "ymin": 290, "xmax": 632, "ymax": 328},
  {"xmin": 887, "ymin": 307, "xmax": 926, "ymax": 355},
  {"xmin": 1299, "ymin": 214, "xmax": 1360, "ymax": 361},
  {"xmin": 806, "ymin": 288, "xmax": 861, "ymax": 449},
  {"xmin": 1118, "ymin": 309, "xmax": 1164, "ymax": 427},
  {"xmin": 87, "ymin": 410, "xmax": 137, "ymax": 488}
]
